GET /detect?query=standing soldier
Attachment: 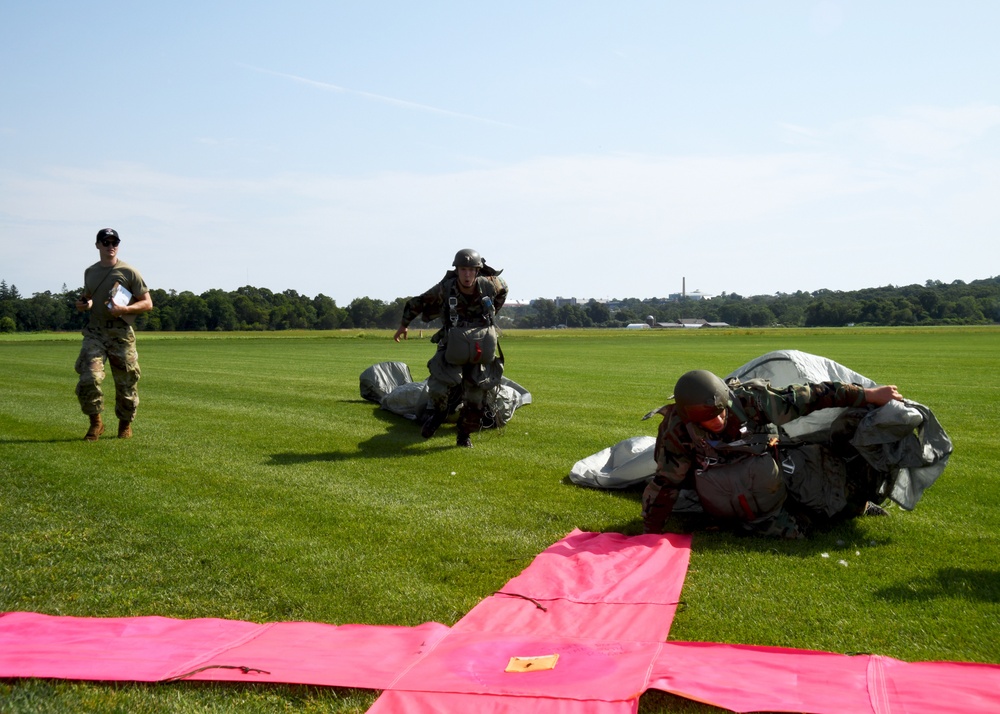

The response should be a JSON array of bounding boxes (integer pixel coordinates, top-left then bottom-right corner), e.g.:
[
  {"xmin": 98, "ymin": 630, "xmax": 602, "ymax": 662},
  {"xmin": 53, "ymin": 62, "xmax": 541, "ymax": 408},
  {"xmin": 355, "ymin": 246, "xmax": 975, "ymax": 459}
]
[
  {"xmin": 74, "ymin": 228, "xmax": 153, "ymax": 440},
  {"xmin": 394, "ymin": 249, "xmax": 508, "ymax": 448}
]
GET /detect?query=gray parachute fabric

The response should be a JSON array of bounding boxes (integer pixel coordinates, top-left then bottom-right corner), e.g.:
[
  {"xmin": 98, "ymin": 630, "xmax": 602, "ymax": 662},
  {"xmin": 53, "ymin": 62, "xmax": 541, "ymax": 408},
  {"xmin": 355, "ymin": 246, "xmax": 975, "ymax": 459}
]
[
  {"xmin": 360, "ymin": 361, "xmax": 532, "ymax": 425},
  {"xmin": 359, "ymin": 361, "xmax": 414, "ymax": 403},
  {"xmin": 568, "ymin": 349, "xmax": 952, "ymax": 510},
  {"xmin": 850, "ymin": 399, "xmax": 952, "ymax": 510}
]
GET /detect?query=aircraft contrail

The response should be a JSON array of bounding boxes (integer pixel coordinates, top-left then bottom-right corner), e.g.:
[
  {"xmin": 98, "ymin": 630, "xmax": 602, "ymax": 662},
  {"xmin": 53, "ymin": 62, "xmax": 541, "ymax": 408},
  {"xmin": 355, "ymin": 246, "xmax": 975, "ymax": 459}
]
[{"xmin": 242, "ymin": 64, "xmax": 519, "ymax": 129}]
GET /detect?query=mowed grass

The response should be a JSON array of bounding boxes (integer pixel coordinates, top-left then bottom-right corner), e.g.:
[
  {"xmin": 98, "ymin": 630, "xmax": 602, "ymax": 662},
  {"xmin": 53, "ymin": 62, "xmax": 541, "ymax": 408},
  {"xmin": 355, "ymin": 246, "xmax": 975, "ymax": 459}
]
[{"xmin": 1, "ymin": 326, "xmax": 998, "ymax": 713}]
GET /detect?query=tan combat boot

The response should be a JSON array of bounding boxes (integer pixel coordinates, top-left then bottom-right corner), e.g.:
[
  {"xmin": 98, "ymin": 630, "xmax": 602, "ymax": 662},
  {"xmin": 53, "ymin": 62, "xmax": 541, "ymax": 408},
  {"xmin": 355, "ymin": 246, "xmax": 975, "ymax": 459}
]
[
  {"xmin": 84, "ymin": 414, "xmax": 104, "ymax": 441},
  {"xmin": 118, "ymin": 420, "xmax": 133, "ymax": 439}
]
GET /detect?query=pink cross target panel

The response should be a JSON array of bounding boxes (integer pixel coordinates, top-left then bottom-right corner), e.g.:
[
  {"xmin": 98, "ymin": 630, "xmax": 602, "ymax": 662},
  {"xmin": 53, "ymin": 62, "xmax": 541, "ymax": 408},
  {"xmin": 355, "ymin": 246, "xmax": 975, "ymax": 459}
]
[{"xmin": 2, "ymin": 530, "xmax": 998, "ymax": 713}]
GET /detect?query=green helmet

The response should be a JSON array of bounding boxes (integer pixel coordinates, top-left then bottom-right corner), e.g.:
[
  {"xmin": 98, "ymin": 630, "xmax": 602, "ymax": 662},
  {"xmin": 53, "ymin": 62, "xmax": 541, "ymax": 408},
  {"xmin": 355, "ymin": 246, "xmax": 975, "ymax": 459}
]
[
  {"xmin": 672, "ymin": 370, "xmax": 732, "ymax": 422},
  {"xmin": 453, "ymin": 249, "xmax": 483, "ymax": 269}
]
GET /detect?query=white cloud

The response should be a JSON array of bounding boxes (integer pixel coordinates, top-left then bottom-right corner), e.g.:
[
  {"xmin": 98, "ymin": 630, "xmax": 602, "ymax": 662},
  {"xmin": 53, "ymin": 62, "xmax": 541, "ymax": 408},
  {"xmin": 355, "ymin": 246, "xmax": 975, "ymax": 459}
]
[
  {"xmin": 859, "ymin": 104, "xmax": 1000, "ymax": 158},
  {"xmin": 2, "ymin": 105, "xmax": 997, "ymax": 301},
  {"xmin": 243, "ymin": 65, "xmax": 520, "ymax": 129}
]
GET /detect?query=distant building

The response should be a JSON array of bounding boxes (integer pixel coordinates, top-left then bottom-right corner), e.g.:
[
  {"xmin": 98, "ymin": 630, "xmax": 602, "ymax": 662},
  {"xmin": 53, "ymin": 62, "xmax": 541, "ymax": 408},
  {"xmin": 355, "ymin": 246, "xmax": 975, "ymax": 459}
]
[
  {"xmin": 667, "ymin": 290, "xmax": 714, "ymax": 301},
  {"xmin": 651, "ymin": 318, "xmax": 730, "ymax": 329},
  {"xmin": 528, "ymin": 297, "xmax": 579, "ymax": 307}
]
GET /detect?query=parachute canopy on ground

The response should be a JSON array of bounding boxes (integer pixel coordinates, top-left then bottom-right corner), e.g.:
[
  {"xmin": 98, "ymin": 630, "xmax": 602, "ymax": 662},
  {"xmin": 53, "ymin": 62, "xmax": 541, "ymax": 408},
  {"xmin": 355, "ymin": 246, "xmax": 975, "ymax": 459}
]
[
  {"xmin": 360, "ymin": 361, "xmax": 531, "ymax": 426},
  {"xmin": 568, "ymin": 349, "xmax": 952, "ymax": 511}
]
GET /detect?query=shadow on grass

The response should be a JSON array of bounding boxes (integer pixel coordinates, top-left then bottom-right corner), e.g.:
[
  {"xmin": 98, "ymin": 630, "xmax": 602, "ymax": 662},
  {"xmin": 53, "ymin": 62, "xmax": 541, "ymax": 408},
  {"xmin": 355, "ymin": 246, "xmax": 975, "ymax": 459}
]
[
  {"xmin": 268, "ymin": 408, "xmax": 458, "ymax": 465},
  {"xmin": 874, "ymin": 567, "xmax": 1000, "ymax": 603},
  {"xmin": 566, "ymin": 476, "xmax": 891, "ymax": 557},
  {"xmin": 0, "ymin": 437, "xmax": 88, "ymax": 444}
]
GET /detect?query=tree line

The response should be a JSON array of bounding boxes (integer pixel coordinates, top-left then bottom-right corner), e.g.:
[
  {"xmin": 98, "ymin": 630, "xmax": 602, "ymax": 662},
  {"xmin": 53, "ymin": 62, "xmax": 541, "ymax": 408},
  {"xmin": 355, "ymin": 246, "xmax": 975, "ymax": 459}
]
[{"xmin": 1, "ymin": 277, "xmax": 998, "ymax": 333}]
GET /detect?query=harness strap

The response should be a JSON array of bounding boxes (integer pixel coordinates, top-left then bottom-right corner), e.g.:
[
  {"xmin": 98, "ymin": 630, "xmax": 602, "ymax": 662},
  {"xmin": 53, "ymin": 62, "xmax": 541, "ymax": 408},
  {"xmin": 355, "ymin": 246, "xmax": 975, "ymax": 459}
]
[{"xmin": 441, "ymin": 275, "xmax": 498, "ymax": 328}]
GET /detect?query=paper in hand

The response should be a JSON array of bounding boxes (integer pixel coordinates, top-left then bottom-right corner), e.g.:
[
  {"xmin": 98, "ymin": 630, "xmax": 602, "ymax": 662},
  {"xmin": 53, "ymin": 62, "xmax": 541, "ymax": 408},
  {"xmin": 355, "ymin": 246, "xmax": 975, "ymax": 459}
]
[{"xmin": 107, "ymin": 282, "xmax": 136, "ymax": 324}]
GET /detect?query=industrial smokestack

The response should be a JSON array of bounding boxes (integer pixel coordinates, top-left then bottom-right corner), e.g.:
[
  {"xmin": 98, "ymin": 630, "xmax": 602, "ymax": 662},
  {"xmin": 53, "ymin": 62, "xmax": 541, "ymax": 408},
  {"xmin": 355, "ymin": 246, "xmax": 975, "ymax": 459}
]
[{"xmin": 682, "ymin": 277, "xmax": 686, "ymax": 299}]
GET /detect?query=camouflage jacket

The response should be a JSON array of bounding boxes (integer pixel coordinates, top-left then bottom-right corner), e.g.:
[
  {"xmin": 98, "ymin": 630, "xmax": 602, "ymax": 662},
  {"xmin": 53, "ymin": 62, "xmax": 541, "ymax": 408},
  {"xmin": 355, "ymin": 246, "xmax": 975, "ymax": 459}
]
[
  {"xmin": 400, "ymin": 273, "xmax": 508, "ymax": 328},
  {"xmin": 641, "ymin": 380, "xmax": 867, "ymax": 533}
]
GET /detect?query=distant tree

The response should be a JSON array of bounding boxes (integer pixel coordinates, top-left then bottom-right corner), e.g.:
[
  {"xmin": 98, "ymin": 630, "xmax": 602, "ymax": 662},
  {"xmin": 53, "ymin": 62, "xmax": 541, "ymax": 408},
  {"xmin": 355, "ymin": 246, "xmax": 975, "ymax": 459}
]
[
  {"xmin": 345, "ymin": 297, "xmax": 386, "ymax": 329},
  {"xmin": 269, "ymin": 290, "xmax": 316, "ymax": 330},
  {"xmin": 747, "ymin": 304, "xmax": 776, "ymax": 327},
  {"xmin": 231, "ymin": 292, "xmax": 269, "ymax": 330},
  {"xmin": 614, "ymin": 308, "xmax": 638, "ymax": 325},
  {"xmin": 15, "ymin": 291, "xmax": 69, "ymax": 331},
  {"xmin": 312, "ymin": 294, "xmax": 346, "ymax": 330},
  {"xmin": 532, "ymin": 299, "xmax": 558, "ymax": 328},
  {"xmin": 174, "ymin": 292, "xmax": 211, "ymax": 330},
  {"xmin": 585, "ymin": 299, "xmax": 612, "ymax": 324},
  {"xmin": 0, "ymin": 273, "xmax": 996, "ymax": 333},
  {"xmin": 203, "ymin": 289, "xmax": 238, "ymax": 331},
  {"xmin": 949, "ymin": 295, "xmax": 984, "ymax": 322},
  {"xmin": 558, "ymin": 303, "xmax": 592, "ymax": 327},
  {"xmin": 376, "ymin": 297, "xmax": 407, "ymax": 329},
  {"xmin": 718, "ymin": 303, "xmax": 749, "ymax": 327}
]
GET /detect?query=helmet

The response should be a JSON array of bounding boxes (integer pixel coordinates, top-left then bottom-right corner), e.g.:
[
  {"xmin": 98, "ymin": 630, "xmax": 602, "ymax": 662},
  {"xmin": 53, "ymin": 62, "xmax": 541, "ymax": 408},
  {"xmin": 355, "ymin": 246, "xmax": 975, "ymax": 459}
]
[
  {"xmin": 672, "ymin": 370, "xmax": 732, "ymax": 422},
  {"xmin": 96, "ymin": 228, "xmax": 119, "ymax": 241},
  {"xmin": 453, "ymin": 249, "xmax": 483, "ymax": 269}
]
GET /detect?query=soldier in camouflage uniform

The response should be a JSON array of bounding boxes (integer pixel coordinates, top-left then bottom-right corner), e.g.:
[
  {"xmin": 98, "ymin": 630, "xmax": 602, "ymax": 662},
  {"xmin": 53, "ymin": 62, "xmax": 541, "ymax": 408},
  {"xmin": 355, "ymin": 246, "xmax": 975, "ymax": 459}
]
[
  {"xmin": 74, "ymin": 228, "xmax": 153, "ymax": 441},
  {"xmin": 394, "ymin": 249, "xmax": 508, "ymax": 448},
  {"xmin": 641, "ymin": 369, "xmax": 903, "ymax": 538}
]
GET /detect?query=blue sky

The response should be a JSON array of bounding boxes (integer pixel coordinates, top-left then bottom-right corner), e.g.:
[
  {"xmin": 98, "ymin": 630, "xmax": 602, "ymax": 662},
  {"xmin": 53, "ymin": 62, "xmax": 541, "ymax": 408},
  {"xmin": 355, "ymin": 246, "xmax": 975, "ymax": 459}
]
[{"xmin": 2, "ymin": 1, "xmax": 998, "ymax": 305}]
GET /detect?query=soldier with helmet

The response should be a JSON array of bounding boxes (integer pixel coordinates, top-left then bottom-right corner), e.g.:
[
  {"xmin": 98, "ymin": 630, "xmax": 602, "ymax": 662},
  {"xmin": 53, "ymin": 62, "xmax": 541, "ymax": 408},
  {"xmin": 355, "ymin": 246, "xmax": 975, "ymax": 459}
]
[
  {"xmin": 641, "ymin": 369, "xmax": 903, "ymax": 538},
  {"xmin": 394, "ymin": 249, "xmax": 508, "ymax": 448},
  {"xmin": 74, "ymin": 228, "xmax": 154, "ymax": 440}
]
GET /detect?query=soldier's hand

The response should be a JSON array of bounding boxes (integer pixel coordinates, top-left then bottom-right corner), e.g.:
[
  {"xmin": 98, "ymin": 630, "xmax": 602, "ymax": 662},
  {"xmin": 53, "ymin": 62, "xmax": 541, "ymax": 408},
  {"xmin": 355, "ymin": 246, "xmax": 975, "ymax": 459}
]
[
  {"xmin": 393, "ymin": 325, "xmax": 408, "ymax": 342},
  {"xmin": 865, "ymin": 384, "xmax": 903, "ymax": 406},
  {"xmin": 75, "ymin": 297, "xmax": 92, "ymax": 312}
]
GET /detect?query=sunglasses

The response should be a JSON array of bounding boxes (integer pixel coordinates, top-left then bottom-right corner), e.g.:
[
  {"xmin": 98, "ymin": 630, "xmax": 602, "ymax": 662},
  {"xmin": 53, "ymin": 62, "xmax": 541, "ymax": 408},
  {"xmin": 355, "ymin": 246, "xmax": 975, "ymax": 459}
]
[{"xmin": 99, "ymin": 238, "xmax": 120, "ymax": 247}]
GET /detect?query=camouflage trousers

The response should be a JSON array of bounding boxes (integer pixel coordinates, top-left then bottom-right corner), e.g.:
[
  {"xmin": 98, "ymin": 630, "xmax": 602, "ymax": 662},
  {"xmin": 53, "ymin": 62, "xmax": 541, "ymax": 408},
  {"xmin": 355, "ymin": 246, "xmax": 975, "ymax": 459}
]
[
  {"xmin": 426, "ymin": 345, "xmax": 503, "ymax": 427},
  {"xmin": 75, "ymin": 325, "xmax": 141, "ymax": 421}
]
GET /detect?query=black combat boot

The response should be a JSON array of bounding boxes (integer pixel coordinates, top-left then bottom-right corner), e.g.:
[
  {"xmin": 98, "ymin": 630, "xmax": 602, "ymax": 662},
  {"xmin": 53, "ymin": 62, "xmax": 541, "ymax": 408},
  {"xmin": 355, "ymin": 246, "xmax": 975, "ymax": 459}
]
[
  {"xmin": 455, "ymin": 406, "xmax": 481, "ymax": 448},
  {"xmin": 420, "ymin": 409, "xmax": 447, "ymax": 439}
]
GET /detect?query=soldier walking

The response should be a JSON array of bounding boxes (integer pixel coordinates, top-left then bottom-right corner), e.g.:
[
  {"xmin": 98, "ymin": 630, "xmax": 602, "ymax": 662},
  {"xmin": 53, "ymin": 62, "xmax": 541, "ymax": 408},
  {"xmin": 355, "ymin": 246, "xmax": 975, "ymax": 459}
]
[
  {"xmin": 394, "ymin": 249, "xmax": 508, "ymax": 448},
  {"xmin": 74, "ymin": 228, "xmax": 153, "ymax": 440}
]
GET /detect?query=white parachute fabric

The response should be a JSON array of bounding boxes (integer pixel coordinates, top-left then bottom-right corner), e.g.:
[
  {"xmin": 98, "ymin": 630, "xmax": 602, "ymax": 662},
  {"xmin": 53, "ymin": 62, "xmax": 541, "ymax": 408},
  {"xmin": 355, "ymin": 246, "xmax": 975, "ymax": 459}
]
[
  {"xmin": 492, "ymin": 377, "xmax": 533, "ymax": 423},
  {"xmin": 724, "ymin": 349, "xmax": 875, "ymax": 442},
  {"xmin": 569, "ymin": 436, "xmax": 657, "ymax": 489},
  {"xmin": 727, "ymin": 349, "xmax": 872, "ymax": 386}
]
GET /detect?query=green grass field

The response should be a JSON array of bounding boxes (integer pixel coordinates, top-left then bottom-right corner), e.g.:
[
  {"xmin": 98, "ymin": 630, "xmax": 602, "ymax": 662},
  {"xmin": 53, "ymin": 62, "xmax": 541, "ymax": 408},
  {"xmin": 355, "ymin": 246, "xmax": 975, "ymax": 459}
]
[{"xmin": 2, "ymin": 327, "xmax": 998, "ymax": 713}]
